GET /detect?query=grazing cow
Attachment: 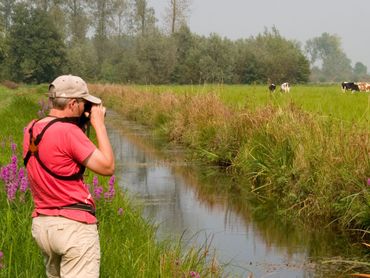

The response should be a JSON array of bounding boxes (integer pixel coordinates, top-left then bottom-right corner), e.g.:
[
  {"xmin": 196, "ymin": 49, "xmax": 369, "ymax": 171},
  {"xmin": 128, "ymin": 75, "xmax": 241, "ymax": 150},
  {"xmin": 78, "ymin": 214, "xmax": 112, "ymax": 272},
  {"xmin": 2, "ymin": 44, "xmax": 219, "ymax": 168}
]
[
  {"xmin": 268, "ymin": 83, "xmax": 276, "ymax": 93},
  {"xmin": 280, "ymin": 82, "xmax": 290, "ymax": 93},
  {"xmin": 341, "ymin": 82, "xmax": 359, "ymax": 92},
  {"xmin": 366, "ymin": 83, "xmax": 370, "ymax": 92},
  {"xmin": 356, "ymin": 82, "xmax": 370, "ymax": 92}
]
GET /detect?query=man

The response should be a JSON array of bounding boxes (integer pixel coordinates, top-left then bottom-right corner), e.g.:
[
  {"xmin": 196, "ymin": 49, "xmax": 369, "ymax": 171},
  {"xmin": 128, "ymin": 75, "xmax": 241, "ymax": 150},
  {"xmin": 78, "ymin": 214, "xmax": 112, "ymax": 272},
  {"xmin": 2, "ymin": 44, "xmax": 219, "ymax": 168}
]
[{"xmin": 23, "ymin": 75, "xmax": 115, "ymax": 278}]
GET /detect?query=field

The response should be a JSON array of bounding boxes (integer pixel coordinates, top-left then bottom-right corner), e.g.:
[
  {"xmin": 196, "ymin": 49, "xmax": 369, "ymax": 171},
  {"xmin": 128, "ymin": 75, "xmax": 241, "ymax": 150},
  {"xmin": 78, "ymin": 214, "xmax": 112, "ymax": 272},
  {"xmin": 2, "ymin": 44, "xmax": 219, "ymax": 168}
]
[
  {"xmin": 133, "ymin": 84, "xmax": 369, "ymax": 126},
  {"xmin": 0, "ymin": 83, "xmax": 368, "ymax": 276},
  {"xmin": 0, "ymin": 85, "xmax": 219, "ymax": 278},
  {"xmin": 91, "ymin": 83, "xmax": 369, "ymax": 233}
]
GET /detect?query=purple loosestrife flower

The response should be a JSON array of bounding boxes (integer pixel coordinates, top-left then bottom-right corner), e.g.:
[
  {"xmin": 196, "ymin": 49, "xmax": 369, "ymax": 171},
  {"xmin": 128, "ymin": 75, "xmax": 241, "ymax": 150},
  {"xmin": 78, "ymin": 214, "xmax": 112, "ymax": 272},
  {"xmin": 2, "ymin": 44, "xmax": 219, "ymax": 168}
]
[
  {"xmin": 117, "ymin": 208, "xmax": 124, "ymax": 215},
  {"xmin": 94, "ymin": 186, "xmax": 103, "ymax": 200},
  {"xmin": 1, "ymin": 165, "xmax": 10, "ymax": 183},
  {"xmin": 37, "ymin": 110, "xmax": 44, "ymax": 118},
  {"xmin": 18, "ymin": 168, "xmax": 29, "ymax": 192},
  {"xmin": 93, "ymin": 176, "xmax": 99, "ymax": 187},
  {"xmin": 38, "ymin": 99, "xmax": 49, "ymax": 117},
  {"xmin": 105, "ymin": 175, "xmax": 116, "ymax": 200},
  {"xmin": 11, "ymin": 142, "xmax": 17, "ymax": 153},
  {"xmin": 7, "ymin": 180, "xmax": 18, "ymax": 200},
  {"xmin": 109, "ymin": 175, "xmax": 115, "ymax": 186},
  {"xmin": 189, "ymin": 271, "xmax": 200, "ymax": 278},
  {"xmin": 10, "ymin": 155, "xmax": 18, "ymax": 179}
]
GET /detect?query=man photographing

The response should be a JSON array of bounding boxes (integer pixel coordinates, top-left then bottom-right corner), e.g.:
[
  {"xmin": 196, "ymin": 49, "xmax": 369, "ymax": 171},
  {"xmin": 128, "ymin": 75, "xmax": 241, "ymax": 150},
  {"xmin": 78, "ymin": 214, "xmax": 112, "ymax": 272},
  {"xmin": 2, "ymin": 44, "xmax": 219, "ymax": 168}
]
[{"xmin": 23, "ymin": 75, "xmax": 115, "ymax": 278}]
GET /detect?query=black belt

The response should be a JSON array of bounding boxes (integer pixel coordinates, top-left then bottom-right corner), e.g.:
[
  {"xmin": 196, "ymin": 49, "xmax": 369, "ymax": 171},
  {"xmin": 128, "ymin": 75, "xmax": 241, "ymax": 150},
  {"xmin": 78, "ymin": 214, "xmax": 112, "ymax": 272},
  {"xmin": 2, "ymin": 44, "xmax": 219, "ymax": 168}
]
[{"xmin": 61, "ymin": 203, "xmax": 96, "ymax": 216}]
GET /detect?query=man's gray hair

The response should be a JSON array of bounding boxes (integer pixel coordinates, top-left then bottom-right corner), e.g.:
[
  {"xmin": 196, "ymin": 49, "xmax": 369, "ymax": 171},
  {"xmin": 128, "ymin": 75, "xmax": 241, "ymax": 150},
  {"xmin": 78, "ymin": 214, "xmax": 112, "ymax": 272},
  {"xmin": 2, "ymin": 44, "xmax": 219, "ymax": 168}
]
[{"xmin": 48, "ymin": 85, "xmax": 71, "ymax": 109}]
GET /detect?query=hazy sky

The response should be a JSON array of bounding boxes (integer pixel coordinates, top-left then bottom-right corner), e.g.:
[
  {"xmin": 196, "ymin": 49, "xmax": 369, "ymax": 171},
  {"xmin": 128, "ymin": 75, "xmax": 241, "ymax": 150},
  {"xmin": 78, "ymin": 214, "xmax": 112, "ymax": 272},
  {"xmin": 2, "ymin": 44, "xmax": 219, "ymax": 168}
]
[{"xmin": 148, "ymin": 0, "xmax": 370, "ymax": 69}]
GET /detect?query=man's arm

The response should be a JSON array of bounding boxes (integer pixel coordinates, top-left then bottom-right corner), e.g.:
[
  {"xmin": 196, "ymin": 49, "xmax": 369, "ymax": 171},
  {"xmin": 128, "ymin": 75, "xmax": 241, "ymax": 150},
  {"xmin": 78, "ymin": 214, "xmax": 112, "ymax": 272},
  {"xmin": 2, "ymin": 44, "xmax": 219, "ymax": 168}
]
[{"xmin": 83, "ymin": 104, "xmax": 115, "ymax": 176}]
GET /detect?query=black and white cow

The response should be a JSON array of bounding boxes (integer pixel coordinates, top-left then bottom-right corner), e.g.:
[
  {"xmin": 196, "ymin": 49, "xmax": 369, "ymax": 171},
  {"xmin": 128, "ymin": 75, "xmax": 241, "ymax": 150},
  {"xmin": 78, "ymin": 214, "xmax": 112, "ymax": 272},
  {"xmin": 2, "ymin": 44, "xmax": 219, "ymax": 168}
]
[
  {"xmin": 341, "ymin": 82, "xmax": 359, "ymax": 92},
  {"xmin": 268, "ymin": 83, "xmax": 276, "ymax": 93},
  {"xmin": 280, "ymin": 82, "xmax": 290, "ymax": 93}
]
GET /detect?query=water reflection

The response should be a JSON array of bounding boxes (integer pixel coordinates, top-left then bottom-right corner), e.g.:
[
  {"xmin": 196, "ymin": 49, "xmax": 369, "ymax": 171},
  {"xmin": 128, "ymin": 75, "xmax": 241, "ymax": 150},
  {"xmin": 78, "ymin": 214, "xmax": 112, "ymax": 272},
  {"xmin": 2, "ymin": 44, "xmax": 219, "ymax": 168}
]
[{"xmin": 106, "ymin": 113, "xmax": 356, "ymax": 277}]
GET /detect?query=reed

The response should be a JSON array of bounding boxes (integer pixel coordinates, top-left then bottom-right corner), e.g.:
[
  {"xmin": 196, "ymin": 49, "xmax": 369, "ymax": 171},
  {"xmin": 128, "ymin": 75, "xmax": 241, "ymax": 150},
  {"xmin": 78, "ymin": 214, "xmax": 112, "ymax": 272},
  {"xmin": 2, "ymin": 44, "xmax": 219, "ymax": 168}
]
[{"xmin": 0, "ymin": 86, "xmax": 220, "ymax": 277}]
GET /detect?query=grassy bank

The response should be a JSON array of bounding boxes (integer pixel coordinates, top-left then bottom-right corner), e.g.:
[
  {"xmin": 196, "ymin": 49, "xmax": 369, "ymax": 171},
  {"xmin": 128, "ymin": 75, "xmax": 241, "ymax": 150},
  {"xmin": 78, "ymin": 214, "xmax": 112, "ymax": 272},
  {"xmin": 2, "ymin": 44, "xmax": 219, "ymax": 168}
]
[
  {"xmin": 90, "ymin": 84, "xmax": 369, "ymax": 232},
  {"xmin": 0, "ymin": 85, "xmax": 220, "ymax": 277}
]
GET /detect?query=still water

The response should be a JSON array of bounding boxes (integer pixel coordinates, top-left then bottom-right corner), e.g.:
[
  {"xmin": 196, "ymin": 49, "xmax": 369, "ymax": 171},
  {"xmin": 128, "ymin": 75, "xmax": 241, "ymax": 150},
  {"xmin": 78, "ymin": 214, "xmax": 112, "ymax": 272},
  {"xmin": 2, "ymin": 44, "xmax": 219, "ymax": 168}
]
[{"xmin": 107, "ymin": 112, "xmax": 355, "ymax": 277}]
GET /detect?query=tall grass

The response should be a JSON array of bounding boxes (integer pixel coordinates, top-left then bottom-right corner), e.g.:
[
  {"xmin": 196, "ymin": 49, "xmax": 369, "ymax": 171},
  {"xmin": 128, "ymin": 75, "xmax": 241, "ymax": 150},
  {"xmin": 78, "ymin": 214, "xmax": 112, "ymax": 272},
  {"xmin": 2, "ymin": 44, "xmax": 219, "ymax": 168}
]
[
  {"xmin": 133, "ymin": 84, "xmax": 369, "ymax": 125},
  {"xmin": 0, "ymin": 86, "xmax": 221, "ymax": 278},
  {"xmin": 90, "ymin": 84, "xmax": 369, "ymax": 232}
]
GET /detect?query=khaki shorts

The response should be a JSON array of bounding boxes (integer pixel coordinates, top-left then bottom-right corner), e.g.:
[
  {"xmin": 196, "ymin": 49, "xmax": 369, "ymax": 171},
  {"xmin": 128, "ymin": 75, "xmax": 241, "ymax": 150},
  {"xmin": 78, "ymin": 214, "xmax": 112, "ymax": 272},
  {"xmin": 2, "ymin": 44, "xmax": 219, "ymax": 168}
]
[{"xmin": 32, "ymin": 216, "xmax": 100, "ymax": 278}]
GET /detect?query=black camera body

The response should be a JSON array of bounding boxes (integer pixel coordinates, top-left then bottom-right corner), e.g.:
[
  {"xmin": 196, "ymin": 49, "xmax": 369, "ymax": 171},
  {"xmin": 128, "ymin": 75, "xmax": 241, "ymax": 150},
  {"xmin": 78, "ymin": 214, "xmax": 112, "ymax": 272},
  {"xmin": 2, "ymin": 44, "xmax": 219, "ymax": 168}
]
[{"xmin": 78, "ymin": 102, "xmax": 93, "ymax": 132}]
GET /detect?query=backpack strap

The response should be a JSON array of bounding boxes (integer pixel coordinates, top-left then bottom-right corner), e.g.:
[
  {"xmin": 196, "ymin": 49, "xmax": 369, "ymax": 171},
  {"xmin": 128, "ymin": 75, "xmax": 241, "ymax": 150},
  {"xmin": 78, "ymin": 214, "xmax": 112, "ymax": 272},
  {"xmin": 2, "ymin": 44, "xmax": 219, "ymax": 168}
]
[
  {"xmin": 23, "ymin": 117, "xmax": 86, "ymax": 181},
  {"xmin": 23, "ymin": 119, "xmax": 40, "ymax": 167}
]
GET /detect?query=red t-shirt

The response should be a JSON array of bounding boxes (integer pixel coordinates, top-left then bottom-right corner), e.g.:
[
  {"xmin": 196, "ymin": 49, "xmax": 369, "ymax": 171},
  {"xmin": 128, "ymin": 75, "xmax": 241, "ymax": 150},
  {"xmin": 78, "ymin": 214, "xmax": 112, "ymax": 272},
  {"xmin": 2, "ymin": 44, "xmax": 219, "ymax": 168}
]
[{"xmin": 23, "ymin": 119, "xmax": 97, "ymax": 224}]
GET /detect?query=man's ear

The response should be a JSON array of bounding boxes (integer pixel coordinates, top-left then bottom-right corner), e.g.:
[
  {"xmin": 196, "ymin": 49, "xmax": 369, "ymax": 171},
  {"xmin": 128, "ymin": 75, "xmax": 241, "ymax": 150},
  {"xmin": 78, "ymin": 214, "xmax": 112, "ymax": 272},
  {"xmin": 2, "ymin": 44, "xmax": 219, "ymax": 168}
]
[{"xmin": 67, "ymin": 99, "xmax": 77, "ymax": 110}]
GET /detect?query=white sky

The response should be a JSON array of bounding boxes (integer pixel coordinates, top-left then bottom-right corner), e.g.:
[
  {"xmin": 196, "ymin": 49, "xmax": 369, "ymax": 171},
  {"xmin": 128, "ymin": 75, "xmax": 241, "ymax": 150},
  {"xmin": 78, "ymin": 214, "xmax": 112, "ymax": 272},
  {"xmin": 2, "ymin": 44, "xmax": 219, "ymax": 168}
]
[{"xmin": 148, "ymin": 0, "xmax": 370, "ymax": 69}]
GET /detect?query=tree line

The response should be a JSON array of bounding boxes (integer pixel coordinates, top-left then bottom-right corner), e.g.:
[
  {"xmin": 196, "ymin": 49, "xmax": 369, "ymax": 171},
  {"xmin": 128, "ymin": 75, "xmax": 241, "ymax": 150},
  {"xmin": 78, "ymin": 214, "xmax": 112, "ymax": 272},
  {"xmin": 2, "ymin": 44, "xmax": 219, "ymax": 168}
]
[{"xmin": 0, "ymin": 0, "xmax": 367, "ymax": 84}]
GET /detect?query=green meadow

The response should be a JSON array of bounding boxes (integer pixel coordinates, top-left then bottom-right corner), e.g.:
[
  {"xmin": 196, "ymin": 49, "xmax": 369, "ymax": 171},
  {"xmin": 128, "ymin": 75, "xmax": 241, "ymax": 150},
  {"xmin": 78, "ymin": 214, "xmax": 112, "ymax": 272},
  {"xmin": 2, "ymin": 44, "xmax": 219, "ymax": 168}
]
[
  {"xmin": 91, "ymin": 83, "xmax": 369, "ymax": 233},
  {"xmin": 134, "ymin": 84, "xmax": 369, "ymax": 126},
  {"xmin": 0, "ymin": 85, "xmax": 219, "ymax": 278},
  {"xmin": 1, "ymin": 83, "xmax": 368, "ymax": 277}
]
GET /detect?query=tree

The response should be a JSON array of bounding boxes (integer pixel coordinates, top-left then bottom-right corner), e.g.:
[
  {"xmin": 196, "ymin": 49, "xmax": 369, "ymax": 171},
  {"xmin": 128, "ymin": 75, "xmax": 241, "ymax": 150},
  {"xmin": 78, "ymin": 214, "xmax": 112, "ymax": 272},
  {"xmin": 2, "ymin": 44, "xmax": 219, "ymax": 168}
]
[
  {"xmin": 198, "ymin": 33, "xmax": 235, "ymax": 83},
  {"xmin": 134, "ymin": 31, "xmax": 177, "ymax": 83},
  {"xmin": 64, "ymin": 0, "xmax": 90, "ymax": 45},
  {"xmin": 249, "ymin": 27, "xmax": 310, "ymax": 84},
  {"xmin": 89, "ymin": 0, "xmax": 114, "ymax": 65},
  {"xmin": 305, "ymin": 32, "xmax": 352, "ymax": 82},
  {"xmin": 171, "ymin": 25, "xmax": 194, "ymax": 83},
  {"xmin": 128, "ymin": 0, "xmax": 156, "ymax": 36},
  {"xmin": 233, "ymin": 39, "xmax": 261, "ymax": 83},
  {"xmin": 0, "ymin": 0, "xmax": 16, "ymax": 34},
  {"xmin": 164, "ymin": 0, "xmax": 191, "ymax": 34},
  {"xmin": 111, "ymin": 0, "xmax": 129, "ymax": 37},
  {"xmin": 6, "ymin": 4, "xmax": 67, "ymax": 83},
  {"xmin": 66, "ymin": 40, "xmax": 99, "ymax": 79}
]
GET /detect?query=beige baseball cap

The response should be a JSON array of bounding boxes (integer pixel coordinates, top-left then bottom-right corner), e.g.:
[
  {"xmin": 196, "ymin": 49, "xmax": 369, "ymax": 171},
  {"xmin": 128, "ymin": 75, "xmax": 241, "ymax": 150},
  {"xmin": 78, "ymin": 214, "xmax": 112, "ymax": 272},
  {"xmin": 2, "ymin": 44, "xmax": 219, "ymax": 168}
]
[{"xmin": 49, "ymin": 75, "xmax": 101, "ymax": 104}]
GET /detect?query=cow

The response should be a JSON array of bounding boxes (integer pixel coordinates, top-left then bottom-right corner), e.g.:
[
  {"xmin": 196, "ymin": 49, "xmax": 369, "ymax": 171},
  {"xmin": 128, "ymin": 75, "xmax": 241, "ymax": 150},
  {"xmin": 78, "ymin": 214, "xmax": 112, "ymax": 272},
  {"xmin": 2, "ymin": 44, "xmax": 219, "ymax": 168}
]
[
  {"xmin": 356, "ymin": 82, "xmax": 370, "ymax": 92},
  {"xmin": 280, "ymin": 82, "xmax": 290, "ymax": 93},
  {"xmin": 341, "ymin": 82, "xmax": 359, "ymax": 92},
  {"xmin": 268, "ymin": 83, "xmax": 276, "ymax": 93}
]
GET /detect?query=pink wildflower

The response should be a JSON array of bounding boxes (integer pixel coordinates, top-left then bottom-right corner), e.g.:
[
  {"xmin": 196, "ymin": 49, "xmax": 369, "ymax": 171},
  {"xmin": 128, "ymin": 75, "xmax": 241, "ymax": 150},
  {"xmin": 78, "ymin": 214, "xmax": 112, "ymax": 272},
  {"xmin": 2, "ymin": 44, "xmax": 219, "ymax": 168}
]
[
  {"xmin": 6, "ymin": 180, "xmax": 18, "ymax": 200},
  {"xmin": 189, "ymin": 271, "xmax": 200, "ymax": 278},
  {"xmin": 94, "ymin": 186, "xmax": 103, "ymax": 199},
  {"xmin": 104, "ymin": 175, "xmax": 116, "ymax": 200},
  {"xmin": 11, "ymin": 142, "xmax": 17, "ymax": 153},
  {"xmin": 93, "ymin": 176, "xmax": 99, "ymax": 187},
  {"xmin": 109, "ymin": 175, "xmax": 115, "ymax": 186},
  {"xmin": 117, "ymin": 208, "xmax": 124, "ymax": 215},
  {"xmin": 368, "ymin": 178, "xmax": 370, "ymax": 186},
  {"xmin": 19, "ymin": 167, "xmax": 30, "ymax": 191}
]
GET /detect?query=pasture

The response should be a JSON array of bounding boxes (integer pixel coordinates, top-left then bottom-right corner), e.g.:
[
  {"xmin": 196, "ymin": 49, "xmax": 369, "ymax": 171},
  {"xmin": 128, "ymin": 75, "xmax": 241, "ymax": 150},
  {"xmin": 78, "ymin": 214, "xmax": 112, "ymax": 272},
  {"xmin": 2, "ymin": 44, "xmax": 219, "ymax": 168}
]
[
  {"xmin": 133, "ymin": 84, "xmax": 369, "ymax": 126},
  {"xmin": 91, "ymin": 83, "xmax": 369, "ymax": 232}
]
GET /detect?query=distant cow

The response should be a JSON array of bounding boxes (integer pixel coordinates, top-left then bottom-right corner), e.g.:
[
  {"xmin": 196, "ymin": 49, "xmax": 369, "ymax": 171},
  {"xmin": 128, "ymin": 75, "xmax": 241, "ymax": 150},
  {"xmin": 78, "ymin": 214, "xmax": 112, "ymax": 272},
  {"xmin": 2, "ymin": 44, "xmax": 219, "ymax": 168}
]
[
  {"xmin": 268, "ymin": 83, "xmax": 276, "ymax": 93},
  {"xmin": 341, "ymin": 82, "xmax": 359, "ymax": 92},
  {"xmin": 356, "ymin": 82, "xmax": 370, "ymax": 92},
  {"xmin": 280, "ymin": 82, "xmax": 290, "ymax": 93}
]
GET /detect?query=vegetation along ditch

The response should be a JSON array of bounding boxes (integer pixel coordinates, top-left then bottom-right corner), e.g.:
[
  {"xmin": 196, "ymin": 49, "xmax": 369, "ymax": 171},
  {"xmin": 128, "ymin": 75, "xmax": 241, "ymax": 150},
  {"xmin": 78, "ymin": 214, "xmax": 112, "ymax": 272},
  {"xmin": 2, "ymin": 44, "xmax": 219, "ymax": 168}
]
[
  {"xmin": 90, "ymin": 83, "xmax": 370, "ymax": 271},
  {"xmin": 0, "ymin": 85, "xmax": 219, "ymax": 277}
]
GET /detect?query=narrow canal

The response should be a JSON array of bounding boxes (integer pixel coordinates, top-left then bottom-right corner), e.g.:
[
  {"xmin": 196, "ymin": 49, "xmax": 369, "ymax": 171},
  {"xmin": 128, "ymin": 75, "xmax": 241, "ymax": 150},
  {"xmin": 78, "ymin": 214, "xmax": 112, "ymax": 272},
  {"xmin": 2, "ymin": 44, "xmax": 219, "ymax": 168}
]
[{"xmin": 107, "ymin": 111, "xmax": 357, "ymax": 277}]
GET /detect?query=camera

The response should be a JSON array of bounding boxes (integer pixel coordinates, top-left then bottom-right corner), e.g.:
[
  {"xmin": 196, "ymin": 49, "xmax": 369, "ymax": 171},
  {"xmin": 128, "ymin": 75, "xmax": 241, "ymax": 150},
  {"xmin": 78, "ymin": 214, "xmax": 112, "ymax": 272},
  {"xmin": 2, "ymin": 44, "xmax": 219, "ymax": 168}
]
[
  {"xmin": 84, "ymin": 102, "xmax": 92, "ymax": 114},
  {"xmin": 78, "ymin": 102, "xmax": 93, "ymax": 132}
]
